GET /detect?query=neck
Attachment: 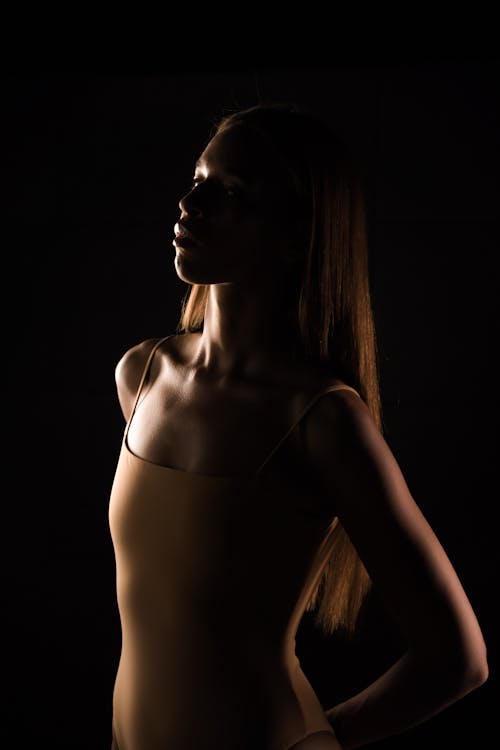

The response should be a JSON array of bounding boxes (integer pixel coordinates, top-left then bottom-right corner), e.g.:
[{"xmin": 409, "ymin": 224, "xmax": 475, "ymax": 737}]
[{"xmin": 190, "ymin": 278, "xmax": 300, "ymax": 383}]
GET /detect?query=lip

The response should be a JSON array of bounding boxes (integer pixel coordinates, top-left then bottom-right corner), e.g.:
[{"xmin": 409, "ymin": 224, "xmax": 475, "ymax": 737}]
[
  {"xmin": 172, "ymin": 234, "xmax": 200, "ymax": 251},
  {"xmin": 173, "ymin": 221, "xmax": 203, "ymax": 246}
]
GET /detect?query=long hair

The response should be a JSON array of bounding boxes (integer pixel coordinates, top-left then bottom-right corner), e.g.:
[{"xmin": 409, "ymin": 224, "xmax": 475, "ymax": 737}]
[{"xmin": 176, "ymin": 102, "xmax": 383, "ymax": 636}]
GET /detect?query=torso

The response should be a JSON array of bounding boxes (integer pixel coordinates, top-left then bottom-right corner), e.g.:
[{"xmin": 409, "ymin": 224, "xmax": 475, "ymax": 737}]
[
  {"xmin": 111, "ymin": 331, "xmax": 349, "ymax": 750},
  {"xmin": 121, "ymin": 331, "xmax": 347, "ymax": 482}
]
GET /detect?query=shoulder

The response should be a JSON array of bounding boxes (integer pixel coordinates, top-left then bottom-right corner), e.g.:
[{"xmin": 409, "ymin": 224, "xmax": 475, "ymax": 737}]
[
  {"xmin": 114, "ymin": 336, "xmax": 172, "ymax": 420},
  {"xmin": 303, "ymin": 382, "xmax": 375, "ymax": 447},
  {"xmin": 301, "ymin": 384, "xmax": 386, "ymax": 500},
  {"xmin": 114, "ymin": 337, "xmax": 162, "ymax": 390}
]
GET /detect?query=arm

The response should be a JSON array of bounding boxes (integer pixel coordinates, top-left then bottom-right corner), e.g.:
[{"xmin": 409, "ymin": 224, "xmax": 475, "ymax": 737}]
[
  {"xmin": 114, "ymin": 337, "xmax": 162, "ymax": 421},
  {"xmin": 303, "ymin": 391, "xmax": 488, "ymax": 750}
]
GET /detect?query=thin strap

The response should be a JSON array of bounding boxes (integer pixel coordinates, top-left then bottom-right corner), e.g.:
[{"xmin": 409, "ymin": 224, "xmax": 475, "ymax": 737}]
[
  {"xmin": 124, "ymin": 334, "xmax": 175, "ymax": 441},
  {"xmin": 255, "ymin": 384, "xmax": 361, "ymax": 476}
]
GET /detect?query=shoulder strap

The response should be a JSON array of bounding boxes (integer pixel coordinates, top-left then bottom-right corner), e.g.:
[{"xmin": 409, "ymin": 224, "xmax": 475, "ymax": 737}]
[
  {"xmin": 255, "ymin": 383, "xmax": 361, "ymax": 476},
  {"xmin": 124, "ymin": 335, "xmax": 175, "ymax": 441}
]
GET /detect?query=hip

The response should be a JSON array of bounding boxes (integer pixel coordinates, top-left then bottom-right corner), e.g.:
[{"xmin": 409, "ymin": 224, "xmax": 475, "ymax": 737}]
[{"xmin": 111, "ymin": 651, "xmax": 336, "ymax": 750}]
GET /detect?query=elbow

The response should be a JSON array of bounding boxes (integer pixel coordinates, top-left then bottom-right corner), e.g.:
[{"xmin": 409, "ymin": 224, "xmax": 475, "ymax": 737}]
[
  {"xmin": 450, "ymin": 657, "xmax": 489, "ymax": 702},
  {"xmin": 427, "ymin": 613, "xmax": 490, "ymax": 695},
  {"xmin": 442, "ymin": 642, "xmax": 489, "ymax": 697},
  {"xmin": 464, "ymin": 651, "xmax": 489, "ymax": 691},
  {"xmin": 411, "ymin": 635, "xmax": 489, "ymax": 698},
  {"xmin": 462, "ymin": 629, "xmax": 489, "ymax": 691},
  {"xmin": 428, "ymin": 656, "xmax": 488, "ymax": 706}
]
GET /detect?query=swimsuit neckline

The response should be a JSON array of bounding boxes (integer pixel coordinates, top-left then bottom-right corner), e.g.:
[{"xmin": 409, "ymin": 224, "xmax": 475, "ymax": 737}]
[{"xmin": 123, "ymin": 432, "xmax": 271, "ymax": 482}]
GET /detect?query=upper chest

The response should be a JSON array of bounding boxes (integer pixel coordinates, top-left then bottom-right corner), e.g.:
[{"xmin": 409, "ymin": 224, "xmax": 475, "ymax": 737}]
[{"xmin": 125, "ymin": 341, "xmax": 340, "ymax": 483}]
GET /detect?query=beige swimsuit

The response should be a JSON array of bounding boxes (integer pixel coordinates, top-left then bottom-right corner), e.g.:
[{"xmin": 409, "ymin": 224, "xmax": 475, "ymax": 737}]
[{"xmin": 109, "ymin": 335, "xmax": 360, "ymax": 750}]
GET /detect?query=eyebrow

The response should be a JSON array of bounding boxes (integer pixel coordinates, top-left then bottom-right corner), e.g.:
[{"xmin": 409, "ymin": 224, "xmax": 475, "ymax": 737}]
[{"xmin": 194, "ymin": 158, "xmax": 254, "ymax": 184}]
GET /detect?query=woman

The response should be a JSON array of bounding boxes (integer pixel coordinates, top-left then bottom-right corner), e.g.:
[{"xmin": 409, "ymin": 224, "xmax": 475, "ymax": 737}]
[{"xmin": 108, "ymin": 103, "xmax": 488, "ymax": 750}]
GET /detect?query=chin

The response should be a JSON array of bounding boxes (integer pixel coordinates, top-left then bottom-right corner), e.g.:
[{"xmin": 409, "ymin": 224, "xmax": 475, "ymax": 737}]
[
  {"xmin": 174, "ymin": 262, "xmax": 224, "ymax": 286},
  {"xmin": 174, "ymin": 252, "xmax": 240, "ymax": 284}
]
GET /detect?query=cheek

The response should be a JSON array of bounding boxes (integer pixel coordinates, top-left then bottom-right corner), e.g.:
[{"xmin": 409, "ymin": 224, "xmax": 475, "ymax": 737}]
[
  {"xmin": 228, "ymin": 223, "xmax": 281, "ymax": 266},
  {"xmin": 205, "ymin": 200, "xmax": 289, "ymax": 271},
  {"xmin": 212, "ymin": 211, "xmax": 270, "ymax": 252}
]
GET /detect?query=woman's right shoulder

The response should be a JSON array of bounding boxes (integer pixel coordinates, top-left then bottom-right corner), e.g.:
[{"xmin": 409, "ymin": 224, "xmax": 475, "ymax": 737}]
[
  {"xmin": 114, "ymin": 337, "xmax": 170, "ymax": 419},
  {"xmin": 115, "ymin": 337, "xmax": 162, "ymax": 385}
]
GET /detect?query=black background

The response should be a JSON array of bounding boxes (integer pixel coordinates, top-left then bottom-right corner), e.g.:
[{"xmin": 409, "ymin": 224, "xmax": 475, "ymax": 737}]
[{"xmin": 2, "ymin": 61, "xmax": 499, "ymax": 748}]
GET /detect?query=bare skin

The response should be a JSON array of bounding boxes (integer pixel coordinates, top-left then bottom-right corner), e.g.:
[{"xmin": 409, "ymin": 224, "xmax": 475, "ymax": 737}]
[
  {"xmin": 117, "ymin": 330, "xmax": 348, "ymax": 481},
  {"xmin": 117, "ymin": 123, "xmax": 352, "ymax": 482},
  {"xmin": 113, "ymin": 123, "xmax": 488, "ymax": 749}
]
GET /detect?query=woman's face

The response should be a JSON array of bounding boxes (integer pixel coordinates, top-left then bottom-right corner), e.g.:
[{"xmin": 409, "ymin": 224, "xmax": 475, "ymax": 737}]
[{"xmin": 173, "ymin": 124, "xmax": 303, "ymax": 286}]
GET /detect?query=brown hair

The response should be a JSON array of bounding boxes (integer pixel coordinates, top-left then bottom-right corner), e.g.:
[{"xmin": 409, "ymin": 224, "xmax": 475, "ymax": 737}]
[{"xmin": 176, "ymin": 102, "xmax": 383, "ymax": 636}]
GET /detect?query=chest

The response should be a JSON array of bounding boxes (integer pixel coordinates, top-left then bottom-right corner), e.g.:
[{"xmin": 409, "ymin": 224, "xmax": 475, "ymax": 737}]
[{"xmin": 126, "ymin": 376, "xmax": 319, "ymax": 486}]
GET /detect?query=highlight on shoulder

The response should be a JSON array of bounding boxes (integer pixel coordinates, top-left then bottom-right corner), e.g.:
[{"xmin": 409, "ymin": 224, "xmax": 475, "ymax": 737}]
[{"xmin": 114, "ymin": 337, "xmax": 165, "ymax": 422}]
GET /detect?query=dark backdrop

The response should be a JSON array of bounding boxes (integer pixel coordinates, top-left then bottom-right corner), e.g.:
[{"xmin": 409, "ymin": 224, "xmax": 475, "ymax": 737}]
[{"xmin": 3, "ymin": 62, "xmax": 498, "ymax": 748}]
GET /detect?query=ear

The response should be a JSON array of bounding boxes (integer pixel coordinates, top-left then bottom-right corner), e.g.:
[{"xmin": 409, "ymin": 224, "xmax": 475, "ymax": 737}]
[{"xmin": 281, "ymin": 215, "xmax": 309, "ymax": 264}]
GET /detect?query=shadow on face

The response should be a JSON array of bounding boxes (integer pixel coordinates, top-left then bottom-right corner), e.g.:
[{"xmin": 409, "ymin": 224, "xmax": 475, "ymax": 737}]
[{"xmin": 173, "ymin": 125, "xmax": 308, "ymax": 287}]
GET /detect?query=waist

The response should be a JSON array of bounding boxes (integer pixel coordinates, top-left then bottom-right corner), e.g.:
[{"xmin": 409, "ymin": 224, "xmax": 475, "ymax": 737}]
[
  {"xmin": 119, "ymin": 613, "xmax": 298, "ymax": 681},
  {"xmin": 116, "ymin": 576, "xmax": 300, "ymax": 663}
]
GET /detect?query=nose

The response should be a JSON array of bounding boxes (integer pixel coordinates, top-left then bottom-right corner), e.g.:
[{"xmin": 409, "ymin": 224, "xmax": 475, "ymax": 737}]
[{"xmin": 179, "ymin": 184, "xmax": 204, "ymax": 218}]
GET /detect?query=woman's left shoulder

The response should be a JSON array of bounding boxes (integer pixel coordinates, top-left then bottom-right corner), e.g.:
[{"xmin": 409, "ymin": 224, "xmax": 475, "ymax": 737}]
[
  {"xmin": 312, "ymin": 375, "xmax": 371, "ymax": 422},
  {"xmin": 300, "ymin": 375, "xmax": 382, "ymax": 477}
]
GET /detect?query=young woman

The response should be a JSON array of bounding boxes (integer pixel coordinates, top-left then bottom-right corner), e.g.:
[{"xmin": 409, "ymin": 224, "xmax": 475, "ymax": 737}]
[{"xmin": 108, "ymin": 103, "xmax": 488, "ymax": 750}]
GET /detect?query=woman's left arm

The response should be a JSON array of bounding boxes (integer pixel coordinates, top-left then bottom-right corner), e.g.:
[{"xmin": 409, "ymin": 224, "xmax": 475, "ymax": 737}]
[{"xmin": 304, "ymin": 391, "xmax": 489, "ymax": 750}]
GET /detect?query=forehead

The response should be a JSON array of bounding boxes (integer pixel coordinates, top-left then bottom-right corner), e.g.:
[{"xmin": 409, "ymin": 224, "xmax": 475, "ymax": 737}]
[{"xmin": 196, "ymin": 125, "xmax": 284, "ymax": 185}]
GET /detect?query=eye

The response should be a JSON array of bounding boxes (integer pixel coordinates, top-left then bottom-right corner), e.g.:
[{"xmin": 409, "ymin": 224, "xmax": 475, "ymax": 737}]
[
  {"xmin": 187, "ymin": 176, "xmax": 241, "ymax": 200},
  {"xmin": 223, "ymin": 184, "xmax": 240, "ymax": 199}
]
